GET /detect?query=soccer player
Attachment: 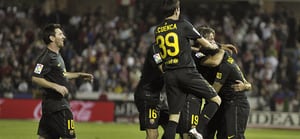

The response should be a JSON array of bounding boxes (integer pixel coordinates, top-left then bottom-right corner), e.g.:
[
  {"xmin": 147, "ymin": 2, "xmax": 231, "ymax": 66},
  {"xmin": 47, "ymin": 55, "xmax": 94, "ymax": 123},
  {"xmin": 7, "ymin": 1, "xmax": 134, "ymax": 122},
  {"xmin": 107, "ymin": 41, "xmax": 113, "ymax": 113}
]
[
  {"xmin": 177, "ymin": 30, "xmax": 233, "ymax": 139},
  {"xmin": 176, "ymin": 94, "xmax": 202, "ymax": 139},
  {"xmin": 155, "ymin": 0, "xmax": 222, "ymax": 138},
  {"xmin": 134, "ymin": 43, "xmax": 169, "ymax": 139},
  {"xmin": 195, "ymin": 26, "xmax": 251, "ymax": 139},
  {"xmin": 31, "ymin": 23, "xmax": 93, "ymax": 139}
]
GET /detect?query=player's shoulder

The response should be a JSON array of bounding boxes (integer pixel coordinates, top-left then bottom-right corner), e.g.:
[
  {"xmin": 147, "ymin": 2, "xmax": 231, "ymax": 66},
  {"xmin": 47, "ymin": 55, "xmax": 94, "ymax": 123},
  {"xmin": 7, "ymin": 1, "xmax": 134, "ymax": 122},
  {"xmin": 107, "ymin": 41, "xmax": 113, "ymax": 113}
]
[
  {"xmin": 180, "ymin": 18, "xmax": 193, "ymax": 26},
  {"xmin": 36, "ymin": 48, "xmax": 57, "ymax": 63},
  {"xmin": 222, "ymin": 52, "xmax": 235, "ymax": 64}
]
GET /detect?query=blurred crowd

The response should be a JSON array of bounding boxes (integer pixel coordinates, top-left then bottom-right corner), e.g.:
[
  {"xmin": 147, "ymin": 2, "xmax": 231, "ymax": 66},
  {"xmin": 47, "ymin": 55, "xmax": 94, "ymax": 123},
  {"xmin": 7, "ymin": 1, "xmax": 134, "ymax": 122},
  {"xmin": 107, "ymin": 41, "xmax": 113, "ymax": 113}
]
[{"xmin": 0, "ymin": 1, "xmax": 300, "ymax": 112}]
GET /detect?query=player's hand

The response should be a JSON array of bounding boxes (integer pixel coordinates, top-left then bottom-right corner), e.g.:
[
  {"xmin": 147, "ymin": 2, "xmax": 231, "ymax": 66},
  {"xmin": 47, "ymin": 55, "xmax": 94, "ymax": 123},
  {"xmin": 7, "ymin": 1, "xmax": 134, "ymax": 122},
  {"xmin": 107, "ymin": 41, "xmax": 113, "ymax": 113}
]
[
  {"xmin": 231, "ymin": 80, "xmax": 245, "ymax": 92},
  {"xmin": 55, "ymin": 84, "xmax": 69, "ymax": 96},
  {"xmin": 79, "ymin": 73, "xmax": 94, "ymax": 82},
  {"xmin": 221, "ymin": 44, "xmax": 238, "ymax": 54}
]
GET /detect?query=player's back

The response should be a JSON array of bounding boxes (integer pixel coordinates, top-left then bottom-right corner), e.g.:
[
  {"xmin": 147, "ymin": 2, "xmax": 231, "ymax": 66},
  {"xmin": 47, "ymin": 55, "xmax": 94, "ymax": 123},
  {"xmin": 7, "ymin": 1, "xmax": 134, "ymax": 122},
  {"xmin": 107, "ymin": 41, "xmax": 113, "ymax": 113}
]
[
  {"xmin": 155, "ymin": 19, "xmax": 202, "ymax": 71},
  {"xmin": 217, "ymin": 52, "xmax": 248, "ymax": 100}
]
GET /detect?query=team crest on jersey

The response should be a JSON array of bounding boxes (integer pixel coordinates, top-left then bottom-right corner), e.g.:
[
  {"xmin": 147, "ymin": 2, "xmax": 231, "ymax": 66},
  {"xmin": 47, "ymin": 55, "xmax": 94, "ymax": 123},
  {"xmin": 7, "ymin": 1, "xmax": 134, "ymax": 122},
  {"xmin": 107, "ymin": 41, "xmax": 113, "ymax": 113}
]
[
  {"xmin": 149, "ymin": 119, "xmax": 155, "ymax": 125},
  {"xmin": 69, "ymin": 129, "xmax": 75, "ymax": 135},
  {"xmin": 216, "ymin": 72, "xmax": 222, "ymax": 79},
  {"xmin": 34, "ymin": 63, "xmax": 44, "ymax": 74},
  {"xmin": 227, "ymin": 57, "xmax": 234, "ymax": 64}
]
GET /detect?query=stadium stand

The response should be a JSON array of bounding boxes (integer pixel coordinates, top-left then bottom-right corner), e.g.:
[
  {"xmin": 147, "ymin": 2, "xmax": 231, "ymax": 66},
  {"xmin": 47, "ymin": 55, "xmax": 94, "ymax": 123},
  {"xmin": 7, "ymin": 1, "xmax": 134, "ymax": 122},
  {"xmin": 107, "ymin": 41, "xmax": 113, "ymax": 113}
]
[{"xmin": 0, "ymin": 0, "xmax": 300, "ymax": 114}]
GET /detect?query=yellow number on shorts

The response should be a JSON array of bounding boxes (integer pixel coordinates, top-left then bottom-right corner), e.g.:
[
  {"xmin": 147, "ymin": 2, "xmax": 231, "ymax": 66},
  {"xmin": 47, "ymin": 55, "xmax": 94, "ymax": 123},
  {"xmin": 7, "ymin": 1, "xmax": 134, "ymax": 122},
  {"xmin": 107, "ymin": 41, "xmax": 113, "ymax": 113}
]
[
  {"xmin": 148, "ymin": 108, "xmax": 158, "ymax": 119},
  {"xmin": 156, "ymin": 32, "xmax": 179, "ymax": 59},
  {"xmin": 67, "ymin": 119, "xmax": 75, "ymax": 130},
  {"xmin": 191, "ymin": 114, "xmax": 199, "ymax": 125}
]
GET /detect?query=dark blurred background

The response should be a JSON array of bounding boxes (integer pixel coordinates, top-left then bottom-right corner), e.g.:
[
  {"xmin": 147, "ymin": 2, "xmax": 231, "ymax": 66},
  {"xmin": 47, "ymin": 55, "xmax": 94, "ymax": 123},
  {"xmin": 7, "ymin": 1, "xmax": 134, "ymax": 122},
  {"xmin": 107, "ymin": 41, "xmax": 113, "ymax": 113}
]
[{"xmin": 1, "ymin": 0, "xmax": 300, "ymax": 112}]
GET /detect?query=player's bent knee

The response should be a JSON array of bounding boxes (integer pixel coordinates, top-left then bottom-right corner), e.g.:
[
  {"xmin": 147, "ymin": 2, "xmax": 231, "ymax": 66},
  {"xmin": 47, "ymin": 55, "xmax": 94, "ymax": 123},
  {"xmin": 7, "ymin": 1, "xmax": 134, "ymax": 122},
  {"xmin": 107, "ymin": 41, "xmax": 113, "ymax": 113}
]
[
  {"xmin": 210, "ymin": 96, "xmax": 221, "ymax": 105},
  {"xmin": 38, "ymin": 136, "xmax": 45, "ymax": 139}
]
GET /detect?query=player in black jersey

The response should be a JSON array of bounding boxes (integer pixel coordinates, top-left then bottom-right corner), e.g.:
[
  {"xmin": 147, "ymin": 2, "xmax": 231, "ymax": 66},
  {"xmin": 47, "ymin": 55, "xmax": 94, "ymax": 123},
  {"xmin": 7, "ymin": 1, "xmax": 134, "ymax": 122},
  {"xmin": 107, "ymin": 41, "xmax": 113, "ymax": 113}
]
[
  {"xmin": 194, "ymin": 26, "xmax": 251, "ymax": 139},
  {"xmin": 177, "ymin": 27, "xmax": 234, "ymax": 139},
  {"xmin": 177, "ymin": 47, "xmax": 226, "ymax": 139},
  {"xmin": 134, "ymin": 43, "xmax": 169, "ymax": 139},
  {"xmin": 32, "ymin": 24, "xmax": 93, "ymax": 139},
  {"xmin": 155, "ymin": 1, "xmax": 222, "ymax": 139},
  {"xmin": 176, "ymin": 93, "xmax": 202, "ymax": 139}
]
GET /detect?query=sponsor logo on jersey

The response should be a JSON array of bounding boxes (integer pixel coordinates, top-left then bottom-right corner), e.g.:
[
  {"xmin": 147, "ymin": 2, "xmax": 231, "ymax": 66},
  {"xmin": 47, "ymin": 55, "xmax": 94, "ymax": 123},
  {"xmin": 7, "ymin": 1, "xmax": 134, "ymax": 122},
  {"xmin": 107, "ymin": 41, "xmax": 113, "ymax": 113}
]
[
  {"xmin": 153, "ymin": 53, "xmax": 162, "ymax": 64},
  {"xmin": 34, "ymin": 63, "xmax": 44, "ymax": 74}
]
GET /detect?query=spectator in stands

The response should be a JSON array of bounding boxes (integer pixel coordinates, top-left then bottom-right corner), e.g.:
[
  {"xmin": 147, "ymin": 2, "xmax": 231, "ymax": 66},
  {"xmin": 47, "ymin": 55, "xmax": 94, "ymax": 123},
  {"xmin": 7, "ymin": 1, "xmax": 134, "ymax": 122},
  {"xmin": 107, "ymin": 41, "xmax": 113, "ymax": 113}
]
[{"xmin": 0, "ymin": 1, "xmax": 299, "ymax": 113}]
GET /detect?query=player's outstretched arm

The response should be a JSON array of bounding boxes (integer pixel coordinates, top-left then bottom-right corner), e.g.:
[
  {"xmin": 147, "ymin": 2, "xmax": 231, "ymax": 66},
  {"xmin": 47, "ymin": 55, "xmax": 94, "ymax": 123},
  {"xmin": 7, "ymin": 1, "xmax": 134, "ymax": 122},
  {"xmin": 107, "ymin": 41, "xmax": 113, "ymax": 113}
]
[
  {"xmin": 64, "ymin": 72, "xmax": 94, "ymax": 82},
  {"xmin": 196, "ymin": 37, "xmax": 218, "ymax": 50},
  {"xmin": 201, "ymin": 49, "xmax": 225, "ymax": 67}
]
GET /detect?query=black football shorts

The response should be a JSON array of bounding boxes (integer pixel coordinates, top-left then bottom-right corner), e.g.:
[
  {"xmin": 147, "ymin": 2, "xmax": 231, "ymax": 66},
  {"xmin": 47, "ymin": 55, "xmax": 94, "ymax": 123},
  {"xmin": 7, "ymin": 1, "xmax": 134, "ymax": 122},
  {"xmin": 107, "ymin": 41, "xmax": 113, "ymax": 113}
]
[{"xmin": 38, "ymin": 109, "xmax": 76, "ymax": 139}]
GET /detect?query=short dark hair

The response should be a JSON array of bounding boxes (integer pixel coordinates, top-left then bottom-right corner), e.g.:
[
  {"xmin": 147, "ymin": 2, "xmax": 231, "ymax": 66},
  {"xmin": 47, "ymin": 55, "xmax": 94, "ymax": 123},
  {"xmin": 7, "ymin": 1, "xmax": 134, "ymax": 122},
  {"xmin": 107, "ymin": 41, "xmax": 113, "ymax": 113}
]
[
  {"xmin": 196, "ymin": 26, "xmax": 215, "ymax": 39},
  {"xmin": 42, "ymin": 24, "xmax": 62, "ymax": 45},
  {"xmin": 162, "ymin": 0, "xmax": 180, "ymax": 18}
]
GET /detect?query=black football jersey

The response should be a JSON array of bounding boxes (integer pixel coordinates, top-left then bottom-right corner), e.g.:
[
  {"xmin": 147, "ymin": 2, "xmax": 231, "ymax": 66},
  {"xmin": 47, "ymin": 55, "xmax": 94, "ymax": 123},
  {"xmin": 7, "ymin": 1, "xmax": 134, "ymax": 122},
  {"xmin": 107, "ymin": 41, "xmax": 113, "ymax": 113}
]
[
  {"xmin": 32, "ymin": 48, "xmax": 70, "ymax": 113},
  {"xmin": 192, "ymin": 51, "xmax": 218, "ymax": 84},
  {"xmin": 155, "ymin": 19, "xmax": 202, "ymax": 71},
  {"xmin": 136, "ymin": 44, "xmax": 164, "ymax": 93},
  {"xmin": 214, "ymin": 52, "xmax": 248, "ymax": 100}
]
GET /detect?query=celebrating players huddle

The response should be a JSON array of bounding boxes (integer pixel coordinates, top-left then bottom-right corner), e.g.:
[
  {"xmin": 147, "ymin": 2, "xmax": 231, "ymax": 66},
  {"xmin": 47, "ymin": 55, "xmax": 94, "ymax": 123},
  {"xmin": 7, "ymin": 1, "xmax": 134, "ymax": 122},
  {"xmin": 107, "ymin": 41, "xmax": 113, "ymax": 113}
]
[{"xmin": 134, "ymin": 0, "xmax": 251, "ymax": 139}]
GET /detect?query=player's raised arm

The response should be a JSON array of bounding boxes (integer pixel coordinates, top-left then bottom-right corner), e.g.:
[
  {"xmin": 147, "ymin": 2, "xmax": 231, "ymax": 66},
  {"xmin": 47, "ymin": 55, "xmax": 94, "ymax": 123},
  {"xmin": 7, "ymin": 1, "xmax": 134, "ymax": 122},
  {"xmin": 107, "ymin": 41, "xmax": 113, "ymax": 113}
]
[
  {"xmin": 200, "ymin": 49, "xmax": 225, "ymax": 67},
  {"xmin": 196, "ymin": 37, "xmax": 218, "ymax": 50}
]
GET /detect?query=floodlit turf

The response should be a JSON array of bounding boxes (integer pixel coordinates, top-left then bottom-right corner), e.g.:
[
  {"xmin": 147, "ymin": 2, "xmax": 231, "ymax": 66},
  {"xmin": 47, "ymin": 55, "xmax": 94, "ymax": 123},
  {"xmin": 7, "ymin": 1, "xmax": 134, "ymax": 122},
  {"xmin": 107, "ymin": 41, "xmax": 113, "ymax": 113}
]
[{"xmin": 0, "ymin": 119, "xmax": 299, "ymax": 139}]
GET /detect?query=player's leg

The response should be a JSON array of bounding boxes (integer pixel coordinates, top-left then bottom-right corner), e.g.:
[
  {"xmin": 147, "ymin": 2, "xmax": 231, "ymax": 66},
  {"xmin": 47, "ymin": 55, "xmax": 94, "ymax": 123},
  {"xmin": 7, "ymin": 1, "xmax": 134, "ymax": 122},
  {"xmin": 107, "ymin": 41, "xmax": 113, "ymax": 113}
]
[
  {"xmin": 180, "ymin": 69, "xmax": 220, "ymax": 136},
  {"xmin": 220, "ymin": 101, "xmax": 237, "ymax": 139},
  {"xmin": 135, "ymin": 98, "xmax": 161, "ymax": 139},
  {"xmin": 178, "ymin": 94, "xmax": 202, "ymax": 139},
  {"xmin": 37, "ymin": 113, "xmax": 60, "ymax": 139},
  {"xmin": 215, "ymin": 102, "xmax": 229, "ymax": 139},
  {"xmin": 195, "ymin": 95, "xmax": 221, "ymax": 133},
  {"xmin": 158, "ymin": 99, "xmax": 169, "ymax": 138},
  {"xmin": 162, "ymin": 70, "xmax": 186, "ymax": 139},
  {"xmin": 50, "ymin": 109, "xmax": 76, "ymax": 139},
  {"xmin": 236, "ymin": 99, "xmax": 250, "ymax": 139},
  {"xmin": 146, "ymin": 129, "xmax": 159, "ymax": 139},
  {"xmin": 204, "ymin": 102, "xmax": 224, "ymax": 139},
  {"xmin": 135, "ymin": 86, "xmax": 163, "ymax": 139}
]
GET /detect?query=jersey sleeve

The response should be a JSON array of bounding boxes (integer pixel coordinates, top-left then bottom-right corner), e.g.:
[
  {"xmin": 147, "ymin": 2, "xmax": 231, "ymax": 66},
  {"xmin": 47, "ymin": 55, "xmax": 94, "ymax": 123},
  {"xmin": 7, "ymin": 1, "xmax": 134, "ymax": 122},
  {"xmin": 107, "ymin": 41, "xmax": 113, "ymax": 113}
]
[
  {"xmin": 151, "ymin": 44, "xmax": 163, "ymax": 65},
  {"xmin": 32, "ymin": 56, "xmax": 51, "ymax": 78},
  {"xmin": 183, "ymin": 19, "xmax": 203, "ymax": 39}
]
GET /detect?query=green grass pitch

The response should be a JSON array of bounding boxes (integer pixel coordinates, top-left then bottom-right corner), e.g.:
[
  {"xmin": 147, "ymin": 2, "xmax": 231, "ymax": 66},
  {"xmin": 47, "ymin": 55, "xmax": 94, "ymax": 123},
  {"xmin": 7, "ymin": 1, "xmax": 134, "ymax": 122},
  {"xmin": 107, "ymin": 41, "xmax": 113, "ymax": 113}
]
[{"xmin": 0, "ymin": 119, "xmax": 299, "ymax": 139}]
